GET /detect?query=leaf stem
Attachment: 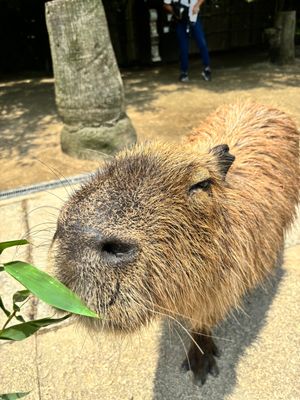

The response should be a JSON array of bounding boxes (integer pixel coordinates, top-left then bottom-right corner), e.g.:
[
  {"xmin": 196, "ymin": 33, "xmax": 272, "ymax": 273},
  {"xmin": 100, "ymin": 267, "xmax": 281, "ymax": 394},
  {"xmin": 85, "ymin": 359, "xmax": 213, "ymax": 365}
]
[
  {"xmin": 1, "ymin": 309, "xmax": 17, "ymax": 330},
  {"xmin": 0, "ymin": 296, "xmax": 29, "ymax": 331},
  {"xmin": 19, "ymin": 297, "xmax": 31, "ymax": 310}
]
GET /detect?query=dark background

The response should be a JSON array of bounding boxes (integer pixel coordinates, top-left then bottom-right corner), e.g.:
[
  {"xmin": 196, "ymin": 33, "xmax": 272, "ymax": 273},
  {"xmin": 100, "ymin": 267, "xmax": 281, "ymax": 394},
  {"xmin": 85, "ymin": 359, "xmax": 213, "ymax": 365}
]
[{"xmin": 0, "ymin": 0, "xmax": 299, "ymax": 73}]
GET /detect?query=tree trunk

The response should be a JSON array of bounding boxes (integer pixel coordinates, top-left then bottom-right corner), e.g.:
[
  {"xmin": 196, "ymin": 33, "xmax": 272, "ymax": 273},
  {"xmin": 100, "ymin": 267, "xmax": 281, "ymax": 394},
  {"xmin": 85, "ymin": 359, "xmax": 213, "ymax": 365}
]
[
  {"xmin": 266, "ymin": 10, "xmax": 296, "ymax": 65},
  {"xmin": 45, "ymin": 0, "xmax": 136, "ymax": 160}
]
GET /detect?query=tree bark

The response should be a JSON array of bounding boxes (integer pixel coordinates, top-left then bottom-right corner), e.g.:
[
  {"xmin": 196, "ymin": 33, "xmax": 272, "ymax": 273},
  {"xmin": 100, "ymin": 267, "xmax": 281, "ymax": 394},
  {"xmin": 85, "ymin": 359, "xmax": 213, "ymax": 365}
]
[
  {"xmin": 266, "ymin": 10, "xmax": 296, "ymax": 65},
  {"xmin": 45, "ymin": 0, "xmax": 136, "ymax": 160}
]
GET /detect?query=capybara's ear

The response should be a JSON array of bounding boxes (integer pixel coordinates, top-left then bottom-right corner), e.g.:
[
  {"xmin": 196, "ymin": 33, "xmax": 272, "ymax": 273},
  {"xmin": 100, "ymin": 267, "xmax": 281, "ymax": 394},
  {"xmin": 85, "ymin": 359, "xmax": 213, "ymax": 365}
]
[{"xmin": 210, "ymin": 144, "xmax": 235, "ymax": 179}]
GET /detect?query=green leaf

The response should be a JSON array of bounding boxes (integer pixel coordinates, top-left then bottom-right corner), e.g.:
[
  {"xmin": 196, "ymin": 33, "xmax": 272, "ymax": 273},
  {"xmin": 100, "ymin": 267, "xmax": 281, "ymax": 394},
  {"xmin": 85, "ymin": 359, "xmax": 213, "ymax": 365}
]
[
  {"xmin": 0, "ymin": 296, "xmax": 10, "ymax": 317},
  {"xmin": 12, "ymin": 290, "xmax": 30, "ymax": 313},
  {"xmin": 0, "ymin": 240, "xmax": 29, "ymax": 255},
  {"xmin": 0, "ymin": 392, "xmax": 30, "ymax": 399},
  {"xmin": 13, "ymin": 290, "xmax": 31, "ymax": 304},
  {"xmin": 15, "ymin": 315, "xmax": 26, "ymax": 323},
  {"xmin": 4, "ymin": 261, "xmax": 99, "ymax": 318},
  {"xmin": 0, "ymin": 266, "xmax": 4, "ymax": 272},
  {"xmin": 0, "ymin": 315, "xmax": 70, "ymax": 341}
]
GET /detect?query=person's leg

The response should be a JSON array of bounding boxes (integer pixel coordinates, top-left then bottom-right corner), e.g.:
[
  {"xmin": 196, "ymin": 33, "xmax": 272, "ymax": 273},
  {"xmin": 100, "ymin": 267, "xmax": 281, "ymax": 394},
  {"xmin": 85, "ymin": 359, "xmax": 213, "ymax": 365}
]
[
  {"xmin": 176, "ymin": 21, "xmax": 189, "ymax": 80},
  {"xmin": 191, "ymin": 18, "xmax": 211, "ymax": 80}
]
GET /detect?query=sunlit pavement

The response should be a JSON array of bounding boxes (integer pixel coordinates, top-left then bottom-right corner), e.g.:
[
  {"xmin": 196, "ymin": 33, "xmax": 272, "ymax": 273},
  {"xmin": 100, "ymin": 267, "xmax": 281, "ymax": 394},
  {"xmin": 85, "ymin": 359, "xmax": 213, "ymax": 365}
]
[{"xmin": 0, "ymin": 186, "xmax": 299, "ymax": 400}]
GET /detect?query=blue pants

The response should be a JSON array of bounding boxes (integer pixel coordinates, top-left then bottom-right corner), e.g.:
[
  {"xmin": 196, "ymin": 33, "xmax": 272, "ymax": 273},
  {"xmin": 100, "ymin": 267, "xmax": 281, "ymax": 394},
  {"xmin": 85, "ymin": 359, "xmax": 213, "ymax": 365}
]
[{"xmin": 176, "ymin": 18, "xmax": 210, "ymax": 73}]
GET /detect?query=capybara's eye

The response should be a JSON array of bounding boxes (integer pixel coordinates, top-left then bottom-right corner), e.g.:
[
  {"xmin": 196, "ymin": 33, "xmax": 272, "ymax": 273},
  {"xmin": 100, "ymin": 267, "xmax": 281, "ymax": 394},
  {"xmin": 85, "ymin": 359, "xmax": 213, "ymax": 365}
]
[{"xmin": 189, "ymin": 178, "xmax": 212, "ymax": 194}]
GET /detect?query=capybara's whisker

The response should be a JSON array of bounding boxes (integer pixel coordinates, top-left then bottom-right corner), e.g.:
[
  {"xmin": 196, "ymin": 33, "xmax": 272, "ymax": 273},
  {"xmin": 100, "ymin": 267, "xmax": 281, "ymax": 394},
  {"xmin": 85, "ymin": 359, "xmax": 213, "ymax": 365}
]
[
  {"xmin": 42, "ymin": 190, "xmax": 69, "ymax": 205},
  {"xmin": 27, "ymin": 205, "xmax": 61, "ymax": 216},
  {"xmin": 174, "ymin": 326, "xmax": 191, "ymax": 370},
  {"xmin": 34, "ymin": 157, "xmax": 74, "ymax": 197}
]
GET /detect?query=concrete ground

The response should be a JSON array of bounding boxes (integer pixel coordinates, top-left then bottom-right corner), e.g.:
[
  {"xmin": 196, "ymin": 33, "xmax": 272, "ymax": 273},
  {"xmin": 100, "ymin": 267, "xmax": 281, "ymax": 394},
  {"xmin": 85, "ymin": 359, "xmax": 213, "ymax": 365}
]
[
  {"xmin": 1, "ymin": 52, "xmax": 300, "ymax": 399},
  {"xmin": 0, "ymin": 187, "xmax": 299, "ymax": 400}
]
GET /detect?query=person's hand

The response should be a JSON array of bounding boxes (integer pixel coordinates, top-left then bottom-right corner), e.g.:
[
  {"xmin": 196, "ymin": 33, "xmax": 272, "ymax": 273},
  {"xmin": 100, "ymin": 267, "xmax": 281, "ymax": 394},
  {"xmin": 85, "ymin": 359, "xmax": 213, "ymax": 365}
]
[
  {"xmin": 193, "ymin": 0, "xmax": 204, "ymax": 14},
  {"xmin": 192, "ymin": 2, "xmax": 200, "ymax": 14}
]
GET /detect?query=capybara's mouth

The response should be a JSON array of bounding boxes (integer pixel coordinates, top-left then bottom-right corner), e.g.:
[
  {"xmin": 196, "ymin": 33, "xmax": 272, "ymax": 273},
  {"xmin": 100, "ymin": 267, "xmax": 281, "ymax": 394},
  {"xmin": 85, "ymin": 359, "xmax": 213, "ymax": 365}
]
[
  {"xmin": 77, "ymin": 307, "xmax": 151, "ymax": 335},
  {"xmin": 98, "ymin": 280, "xmax": 120, "ymax": 309},
  {"xmin": 57, "ymin": 273, "xmax": 121, "ymax": 314},
  {"xmin": 73, "ymin": 281, "xmax": 153, "ymax": 334}
]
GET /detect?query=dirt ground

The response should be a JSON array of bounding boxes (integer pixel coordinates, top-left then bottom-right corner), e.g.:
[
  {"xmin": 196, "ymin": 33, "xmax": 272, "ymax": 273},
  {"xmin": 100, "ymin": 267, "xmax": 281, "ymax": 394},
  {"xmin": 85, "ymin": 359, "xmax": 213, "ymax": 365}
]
[{"xmin": 0, "ymin": 50, "xmax": 300, "ymax": 191}]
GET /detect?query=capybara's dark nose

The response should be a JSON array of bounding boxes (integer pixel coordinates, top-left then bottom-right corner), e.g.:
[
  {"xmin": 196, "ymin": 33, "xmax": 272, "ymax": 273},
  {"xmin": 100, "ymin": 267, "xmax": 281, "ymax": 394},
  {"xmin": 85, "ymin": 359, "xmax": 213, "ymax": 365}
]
[{"xmin": 100, "ymin": 238, "xmax": 138, "ymax": 266}]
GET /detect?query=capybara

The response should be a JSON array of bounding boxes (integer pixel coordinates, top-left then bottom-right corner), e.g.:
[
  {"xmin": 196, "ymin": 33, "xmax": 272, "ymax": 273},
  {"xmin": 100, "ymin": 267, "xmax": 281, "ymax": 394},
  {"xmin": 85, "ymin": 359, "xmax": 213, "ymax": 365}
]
[{"xmin": 51, "ymin": 102, "xmax": 299, "ymax": 385}]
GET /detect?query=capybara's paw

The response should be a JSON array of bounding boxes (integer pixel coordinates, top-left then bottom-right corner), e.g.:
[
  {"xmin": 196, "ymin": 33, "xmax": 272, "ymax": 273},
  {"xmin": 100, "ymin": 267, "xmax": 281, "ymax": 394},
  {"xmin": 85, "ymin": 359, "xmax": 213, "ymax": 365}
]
[
  {"xmin": 182, "ymin": 351, "xmax": 219, "ymax": 385},
  {"xmin": 182, "ymin": 331, "xmax": 220, "ymax": 385}
]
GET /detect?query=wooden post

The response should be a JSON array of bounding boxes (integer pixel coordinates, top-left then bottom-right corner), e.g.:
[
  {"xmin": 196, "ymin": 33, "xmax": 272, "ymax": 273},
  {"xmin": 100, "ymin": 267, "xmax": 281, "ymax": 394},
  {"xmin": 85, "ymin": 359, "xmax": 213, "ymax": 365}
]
[
  {"xmin": 275, "ymin": 11, "xmax": 296, "ymax": 64},
  {"xmin": 45, "ymin": 0, "xmax": 136, "ymax": 160},
  {"xmin": 266, "ymin": 10, "xmax": 296, "ymax": 65}
]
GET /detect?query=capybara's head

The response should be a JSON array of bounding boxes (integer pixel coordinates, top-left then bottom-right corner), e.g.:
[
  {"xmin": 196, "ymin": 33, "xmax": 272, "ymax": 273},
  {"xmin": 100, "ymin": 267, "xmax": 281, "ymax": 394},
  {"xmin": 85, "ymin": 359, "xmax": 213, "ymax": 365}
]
[{"xmin": 51, "ymin": 142, "xmax": 235, "ymax": 332}]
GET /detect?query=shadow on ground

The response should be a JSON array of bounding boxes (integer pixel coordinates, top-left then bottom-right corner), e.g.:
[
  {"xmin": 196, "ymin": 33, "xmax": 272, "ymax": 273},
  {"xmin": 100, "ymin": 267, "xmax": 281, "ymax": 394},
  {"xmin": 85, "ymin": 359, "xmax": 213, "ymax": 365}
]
[
  {"xmin": 152, "ymin": 262, "xmax": 284, "ymax": 400},
  {"xmin": 123, "ymin": 58, "xmax": 300, "ymax": 113},
  {"xmin": 2, "ymin": 59, "xmax": 299, "ymax": 158},
  {"xmin": 1, "ymin": 49, "xmax": 300, "ymax": 190},
  {"xmin": 0, "ymin": 77, "xmax": 57, "ymax": 157}
]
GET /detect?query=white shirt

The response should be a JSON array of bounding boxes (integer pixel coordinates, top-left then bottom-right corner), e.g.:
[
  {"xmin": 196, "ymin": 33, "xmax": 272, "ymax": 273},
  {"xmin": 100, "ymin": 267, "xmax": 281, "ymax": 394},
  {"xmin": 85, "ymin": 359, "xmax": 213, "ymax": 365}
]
[
  {"xmin": 164, "ymin": 0, "xmax": 199, "ymax": 22},
  {"xmin": 164, "ymin": 0, "xmax": 190, "ymax": 7}
]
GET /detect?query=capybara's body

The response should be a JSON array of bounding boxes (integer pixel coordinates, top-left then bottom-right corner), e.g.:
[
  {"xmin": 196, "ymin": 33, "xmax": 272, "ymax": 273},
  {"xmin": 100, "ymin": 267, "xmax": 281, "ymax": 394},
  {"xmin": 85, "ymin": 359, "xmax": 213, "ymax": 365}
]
[{"xmin": 52, "ymin": 102, "xmax": 299, "ymax": 384}]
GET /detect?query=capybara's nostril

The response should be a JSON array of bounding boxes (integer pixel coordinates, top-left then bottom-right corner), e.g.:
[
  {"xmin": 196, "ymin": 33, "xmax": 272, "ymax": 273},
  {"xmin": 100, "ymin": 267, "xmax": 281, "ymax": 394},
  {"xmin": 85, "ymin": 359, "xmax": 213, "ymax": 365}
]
[{"xmin": 101, "ymin": 239, "xmax": 138, "ymax": 264}]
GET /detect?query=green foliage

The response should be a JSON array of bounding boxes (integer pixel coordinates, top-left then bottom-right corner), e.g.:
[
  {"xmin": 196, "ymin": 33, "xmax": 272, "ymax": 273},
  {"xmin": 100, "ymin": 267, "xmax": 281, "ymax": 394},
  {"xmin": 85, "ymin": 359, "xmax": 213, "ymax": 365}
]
[
  {"xmin": 0, "ymin": 393, "xmax": 30, "ymax": 400},
  {"xmin": 0, "ymin": 240, "xmax": 29, "ymax": 255},
  {"xmin": 0, "ymin": 239, "xmax": 99, "ymax": 398},
  {"xmin": 0, "ymin": 315, "xmax": 70, "ymax": 341},
  {"xmin": 4, "ymin": 261, "xmax": 98, "ymax": 318},
  {"xmin": 0, "ymin": 296, "xmax": 10, "ymax": 317}
]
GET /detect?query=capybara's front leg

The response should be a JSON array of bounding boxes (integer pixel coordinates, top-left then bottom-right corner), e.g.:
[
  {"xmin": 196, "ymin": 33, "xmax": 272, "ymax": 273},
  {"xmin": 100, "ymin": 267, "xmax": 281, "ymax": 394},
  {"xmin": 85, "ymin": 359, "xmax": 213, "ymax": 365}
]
[{"xmin": 182, "ymin": 329, "xmax": 220, "ymax": 385}]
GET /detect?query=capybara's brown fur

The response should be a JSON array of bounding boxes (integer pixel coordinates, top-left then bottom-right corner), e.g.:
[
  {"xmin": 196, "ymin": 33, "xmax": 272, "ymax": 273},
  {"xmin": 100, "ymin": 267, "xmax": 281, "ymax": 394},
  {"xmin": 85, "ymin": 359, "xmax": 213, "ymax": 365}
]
[{"xmin": 51, "ymin": 102, "xmax": 299, "ymax": 383}]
